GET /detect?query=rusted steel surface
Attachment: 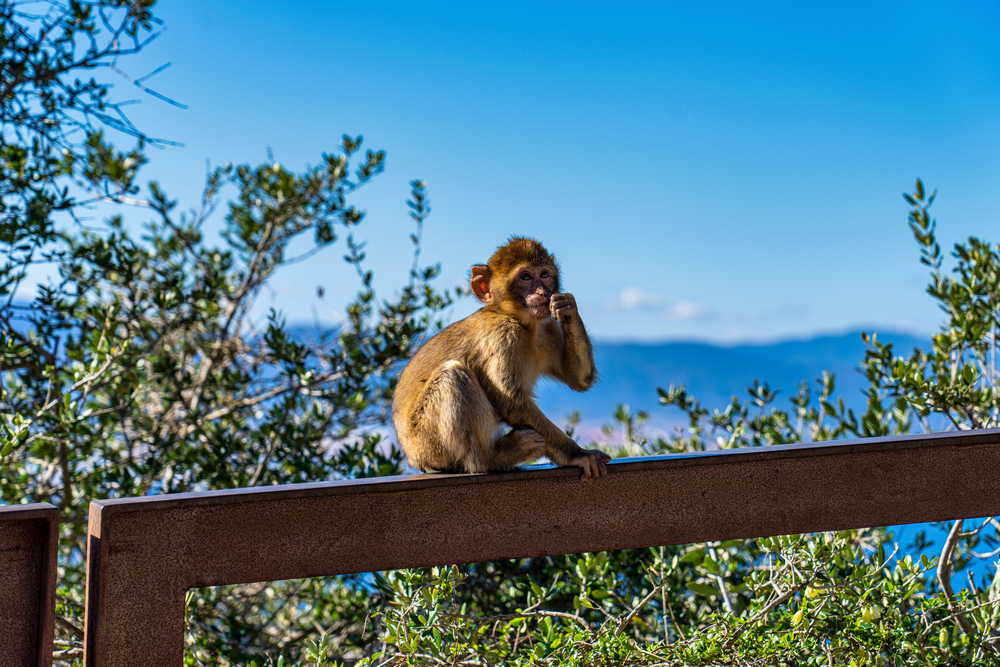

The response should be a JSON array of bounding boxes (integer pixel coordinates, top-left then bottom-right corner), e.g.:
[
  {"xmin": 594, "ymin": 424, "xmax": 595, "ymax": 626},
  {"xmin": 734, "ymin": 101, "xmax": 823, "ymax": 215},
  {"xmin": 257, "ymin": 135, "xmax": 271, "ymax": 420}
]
[
  {"xmin": 0, "ymin": 503, "xmax": 59, "ymax": 667},
  {"xmin": 85, "ymin": 429, "xmax": 1000, "ymax": 666}
]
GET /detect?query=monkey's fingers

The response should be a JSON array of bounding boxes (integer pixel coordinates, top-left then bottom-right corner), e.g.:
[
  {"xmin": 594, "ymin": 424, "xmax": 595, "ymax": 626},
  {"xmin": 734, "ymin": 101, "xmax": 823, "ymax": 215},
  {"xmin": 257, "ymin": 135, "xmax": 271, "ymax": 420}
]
[
  {"xmin": 550, "ymin": 295, "xmax": 576, "ymax": 309},
  {"xmin": 552, "ymin": 308, "xmax": 577, "ymax": 325},
  {"xmin": 593, "ymin": 452, "xmax": 608, "ymax": 478},
  {"xmin": 575, "ymin": 452, "xmax": 609, "ymax": 481}
]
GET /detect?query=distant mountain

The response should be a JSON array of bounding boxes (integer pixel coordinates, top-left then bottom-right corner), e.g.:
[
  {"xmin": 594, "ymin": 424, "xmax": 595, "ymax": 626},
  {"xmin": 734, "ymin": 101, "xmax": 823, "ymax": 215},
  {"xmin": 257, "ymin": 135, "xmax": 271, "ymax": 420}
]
[
  {"xmin": 284, "ymin": 324, "xmax": 928, "ymax": 433},
  {"xmin": 535, "ymin": 331, "xmax": 927, "ymax": 431}
]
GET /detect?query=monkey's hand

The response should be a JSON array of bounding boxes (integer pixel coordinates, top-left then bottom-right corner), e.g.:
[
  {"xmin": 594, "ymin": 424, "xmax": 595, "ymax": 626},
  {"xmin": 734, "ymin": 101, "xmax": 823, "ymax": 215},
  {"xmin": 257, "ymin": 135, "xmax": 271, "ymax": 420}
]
[
  {"xmin": 549, "ymin": 293, "xmax": 578, "ymax": 325},
  {"xmin": 566, "ymin": 448, "xmax": 611, "ymax": 482}
]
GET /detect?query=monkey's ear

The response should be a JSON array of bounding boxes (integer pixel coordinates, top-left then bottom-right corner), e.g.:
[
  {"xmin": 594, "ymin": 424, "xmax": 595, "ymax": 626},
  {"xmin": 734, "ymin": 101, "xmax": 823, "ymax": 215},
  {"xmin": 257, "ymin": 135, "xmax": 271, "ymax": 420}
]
[{"xmin": 470, "ymin": 265, "xmax": 493, "ymax": 303}]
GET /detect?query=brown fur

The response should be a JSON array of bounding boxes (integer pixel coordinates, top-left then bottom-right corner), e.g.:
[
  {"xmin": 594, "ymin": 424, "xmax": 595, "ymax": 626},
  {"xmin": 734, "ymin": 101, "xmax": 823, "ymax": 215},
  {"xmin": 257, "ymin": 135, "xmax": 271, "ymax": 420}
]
[
  {"xmin": 393, "ymin": 238, "xmax": 610, "ymax": 480},
  {"xmin": 488, "ymin": 236, "xmax": 560, "ymax": 291}
]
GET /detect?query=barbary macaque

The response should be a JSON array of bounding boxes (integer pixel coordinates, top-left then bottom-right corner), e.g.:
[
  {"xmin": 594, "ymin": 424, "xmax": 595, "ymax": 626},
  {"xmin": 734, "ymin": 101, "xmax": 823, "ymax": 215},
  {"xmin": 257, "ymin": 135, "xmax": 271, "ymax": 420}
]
[{"xmin": 392, "ymin": 237, "xmax": 610, "ymax": 481}]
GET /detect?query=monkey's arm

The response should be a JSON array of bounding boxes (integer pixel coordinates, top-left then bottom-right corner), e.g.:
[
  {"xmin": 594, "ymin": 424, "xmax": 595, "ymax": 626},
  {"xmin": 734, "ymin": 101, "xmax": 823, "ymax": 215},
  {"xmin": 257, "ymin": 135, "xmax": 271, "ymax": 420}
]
[
  {"xmin": 475, "ymin": 315, "xmax": 608, "ymax": 480},
  {"xmin": 548, "ymin": 293, "xmax": 596, "ymax": 391},
  {"xmin": 542, "ymin": 429, "xmax": 610, "ymax": 481}
]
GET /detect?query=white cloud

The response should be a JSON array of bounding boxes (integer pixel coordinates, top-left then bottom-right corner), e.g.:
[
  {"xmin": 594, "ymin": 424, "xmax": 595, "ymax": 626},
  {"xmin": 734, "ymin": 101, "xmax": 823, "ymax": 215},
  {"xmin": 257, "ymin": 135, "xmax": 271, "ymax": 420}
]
[
  {"xmin": 608, "ymin": 288, "xmax": 710, "ymax": 321},
  {"xmin": 618, "ymin": 287, "xmax": 666, "ymax": 310}
]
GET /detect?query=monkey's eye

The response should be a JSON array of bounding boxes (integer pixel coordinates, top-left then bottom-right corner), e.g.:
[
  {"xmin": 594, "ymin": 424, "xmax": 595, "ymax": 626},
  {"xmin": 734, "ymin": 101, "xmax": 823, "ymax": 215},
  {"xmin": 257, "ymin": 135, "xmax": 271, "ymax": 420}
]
[
  {"xmin": 519, "ymin": 272, "xmax": 531, "ymax": 281},
  {"xmin": 541, "ymin": 271, "xmax": 549, "ymax": 278}
]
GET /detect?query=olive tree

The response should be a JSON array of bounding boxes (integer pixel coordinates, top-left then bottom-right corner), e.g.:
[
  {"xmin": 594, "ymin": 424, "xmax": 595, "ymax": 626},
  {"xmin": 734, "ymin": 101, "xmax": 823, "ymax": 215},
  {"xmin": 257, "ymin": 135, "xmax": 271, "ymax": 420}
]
[{"xmin": 1, "ymin": 3, "xmax": 452, "ymax": 663}]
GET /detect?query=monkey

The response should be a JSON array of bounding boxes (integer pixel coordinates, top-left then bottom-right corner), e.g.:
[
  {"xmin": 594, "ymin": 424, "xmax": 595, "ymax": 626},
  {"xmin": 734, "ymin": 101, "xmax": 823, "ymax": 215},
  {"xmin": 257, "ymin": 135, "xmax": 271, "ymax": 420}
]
[{"xmin": 392, "ymin": 236, "xmax": 611, "ymax": 481}]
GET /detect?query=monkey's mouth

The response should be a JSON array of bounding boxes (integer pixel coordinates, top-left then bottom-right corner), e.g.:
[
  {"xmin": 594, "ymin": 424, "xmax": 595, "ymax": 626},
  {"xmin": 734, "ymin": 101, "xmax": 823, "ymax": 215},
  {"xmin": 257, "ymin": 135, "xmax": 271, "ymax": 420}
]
[{"xmin": 525, "ymin": 297, "xmax": 551, "ymax": 319}]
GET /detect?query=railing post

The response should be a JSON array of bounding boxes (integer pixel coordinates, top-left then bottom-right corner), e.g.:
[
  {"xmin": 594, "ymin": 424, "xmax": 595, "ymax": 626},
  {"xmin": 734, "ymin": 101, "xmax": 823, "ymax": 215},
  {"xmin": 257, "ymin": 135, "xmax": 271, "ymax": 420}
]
[{"xmin": 0, "ymin": 503, "xmax": 59, "ymax": 667}]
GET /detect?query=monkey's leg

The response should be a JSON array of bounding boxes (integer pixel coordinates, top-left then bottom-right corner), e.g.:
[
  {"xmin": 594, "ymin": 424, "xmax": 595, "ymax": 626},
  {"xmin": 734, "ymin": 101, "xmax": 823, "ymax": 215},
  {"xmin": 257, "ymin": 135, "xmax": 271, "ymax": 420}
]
[
  {"xmin": 407, "ymin": 360, "xmax": 501, "ymax": 473},
  {"xmin": 409, "ymin": 361, "xmax": 547, "ymax": 473},
  {"xmin": 490, "ymin": 428, "xmax": 547, "ymax": 470}
]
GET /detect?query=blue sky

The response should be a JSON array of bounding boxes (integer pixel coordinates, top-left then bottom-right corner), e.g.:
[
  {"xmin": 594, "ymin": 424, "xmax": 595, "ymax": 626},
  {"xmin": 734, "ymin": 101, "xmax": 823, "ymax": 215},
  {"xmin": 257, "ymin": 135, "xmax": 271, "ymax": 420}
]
[{"xmin": 101, "ymin": 1, "xmax": 1000, "ymax": 342}]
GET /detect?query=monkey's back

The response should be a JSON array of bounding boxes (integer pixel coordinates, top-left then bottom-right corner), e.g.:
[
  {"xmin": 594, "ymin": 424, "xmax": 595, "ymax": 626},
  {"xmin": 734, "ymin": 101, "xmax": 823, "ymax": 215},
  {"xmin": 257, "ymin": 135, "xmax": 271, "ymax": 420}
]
[
  {"xmin": 393, "ymin": 309, "xmax": 531, "ymax": 427},
  {"xmin": 396, "ymin": 310, "xmax": 496, "ymax": 406}
]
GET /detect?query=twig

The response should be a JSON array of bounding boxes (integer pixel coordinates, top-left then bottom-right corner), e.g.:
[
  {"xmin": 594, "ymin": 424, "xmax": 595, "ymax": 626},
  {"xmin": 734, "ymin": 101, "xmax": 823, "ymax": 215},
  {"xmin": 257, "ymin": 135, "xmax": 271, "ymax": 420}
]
[
  {"xmin": 444, "ymin": 609, "xmax": 590, "ymax": 631},
  {"xmin": 709, "ymin": 545, "xmax": 735, "ymax": 613},
  {"xmin": 723, "ymin": 581, "xmax": 806, "ymax": 649},
  {"xmin": 52, "ymin": 648, "xmax": 83, "ymax": 662},
  {"xmin": 664, "ymin": 595, "xmax": 685, "ymax": 641},
  {"xmin": 55, "ymin": 613, "xmax": 84, "ymax": 639},
  {"xmin": 617, "ymin": 583, "xmax": 664, "ymax": 635},
  {"xmin": 938, "ymin": 519, "xmax": 978, "ymax": 637}
]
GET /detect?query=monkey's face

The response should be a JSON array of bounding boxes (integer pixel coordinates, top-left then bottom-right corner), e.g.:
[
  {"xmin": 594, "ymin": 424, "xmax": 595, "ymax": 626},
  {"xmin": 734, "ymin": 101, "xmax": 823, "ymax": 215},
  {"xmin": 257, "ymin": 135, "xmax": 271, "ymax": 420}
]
[{"xmin": 511, "ymin": 264, "xmax": 558, "ymax": 320}]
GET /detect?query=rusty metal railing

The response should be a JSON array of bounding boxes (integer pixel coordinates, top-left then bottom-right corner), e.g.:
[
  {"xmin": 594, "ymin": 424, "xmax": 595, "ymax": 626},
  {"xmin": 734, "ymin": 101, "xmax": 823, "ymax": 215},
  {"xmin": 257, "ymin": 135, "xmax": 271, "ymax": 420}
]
[
  {"xmin": 80, "ymin": 429, "xmax": 1000, "ymax": 666},
  {"xmin": 0, "ymin": 503, "xmax": 59, "ymax": 667}
]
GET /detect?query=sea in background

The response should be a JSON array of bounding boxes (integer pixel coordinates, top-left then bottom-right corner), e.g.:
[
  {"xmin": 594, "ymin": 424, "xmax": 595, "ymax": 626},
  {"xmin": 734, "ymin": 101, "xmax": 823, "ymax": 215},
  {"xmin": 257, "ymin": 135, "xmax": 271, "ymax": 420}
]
[
  {"xmin": 534, "ymin": 330, "xmax": 995, "ymax": 589},
  {"xmin": 536, "ymin": 330, "xmax": 926, "ymax": 435}
]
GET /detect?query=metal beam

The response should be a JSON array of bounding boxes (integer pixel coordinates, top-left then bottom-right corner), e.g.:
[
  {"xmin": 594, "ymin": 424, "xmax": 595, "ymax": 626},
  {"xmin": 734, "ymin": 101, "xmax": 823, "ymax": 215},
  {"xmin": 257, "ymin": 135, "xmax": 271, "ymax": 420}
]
[
  {"xmin": 0, "ymin": 503, "xmax": 59, "ymax": 667},
  {"xmin": 85, "ymin": 429, "xmax": 1000, "ymax": 666}
]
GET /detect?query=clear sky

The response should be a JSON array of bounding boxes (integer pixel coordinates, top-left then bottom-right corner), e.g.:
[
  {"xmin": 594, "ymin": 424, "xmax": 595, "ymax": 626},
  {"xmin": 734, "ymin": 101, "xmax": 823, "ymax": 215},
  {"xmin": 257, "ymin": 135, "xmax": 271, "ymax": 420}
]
[{"xmin": 101, "ymin": 1, "xmax": 1000, "ymax": 342}]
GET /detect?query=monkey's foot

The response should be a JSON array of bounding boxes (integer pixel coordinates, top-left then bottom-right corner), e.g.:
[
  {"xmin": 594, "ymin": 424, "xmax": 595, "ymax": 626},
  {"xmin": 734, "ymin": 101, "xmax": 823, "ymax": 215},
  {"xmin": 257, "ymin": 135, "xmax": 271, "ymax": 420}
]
[{"xmin": 566, "ymin": 449, "xmax": 611, "ymax": 481}]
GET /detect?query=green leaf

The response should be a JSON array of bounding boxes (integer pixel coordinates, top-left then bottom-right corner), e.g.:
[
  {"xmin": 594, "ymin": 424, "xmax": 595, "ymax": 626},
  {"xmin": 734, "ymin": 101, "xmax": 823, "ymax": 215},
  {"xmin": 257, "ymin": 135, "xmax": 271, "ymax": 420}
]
[
  {"xmin": 701, "ymin": 554, "xmax": 720, "ymax": 574},
  {"xmin": 680, "ymin": 547, "xmax": 706, "ymax": 563},
  {"xmin": 686, "ymin": 582, "xmax": 720, "ymax": 597}
]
